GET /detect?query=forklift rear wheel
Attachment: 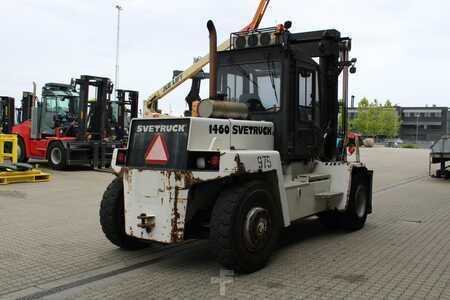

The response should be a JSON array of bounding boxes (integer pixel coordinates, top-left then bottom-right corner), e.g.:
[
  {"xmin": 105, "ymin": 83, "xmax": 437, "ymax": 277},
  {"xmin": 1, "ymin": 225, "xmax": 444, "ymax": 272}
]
[
  {"xmin": 210, "ymin": 181, "xmax": 281, "ymax": 273},
  {"xmin": 17, "ymin": 137, "xmax": 28, "ymax": 163},
  {"xmin": 100, "ymin": 177, "xmax": 149, "ymax": 250},
  {"xmin": 48, "ymin": 142, "xmax": 67, "ymax": 170},
  {"xmin": 341, "ymin": 176, "xmax": 369, "ymax": 231}
]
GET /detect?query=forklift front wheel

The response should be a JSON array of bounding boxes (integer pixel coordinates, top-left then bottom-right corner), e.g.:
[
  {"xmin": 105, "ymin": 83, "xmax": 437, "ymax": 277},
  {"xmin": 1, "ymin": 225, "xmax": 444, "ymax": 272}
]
[
  {"xmin": 341, "ymin": 176, "xmax": 369, "ymax": 231},
  {"xmin": 17, "ymin": 137, "xmax": 28, "ymax": 163},
  {"xmin": 210, "ymin": 181, "xmax": 281, "ymax": 273},
  {"xmin": 48, "ymin": 142, "xmax": 67, "ymax": 170}
]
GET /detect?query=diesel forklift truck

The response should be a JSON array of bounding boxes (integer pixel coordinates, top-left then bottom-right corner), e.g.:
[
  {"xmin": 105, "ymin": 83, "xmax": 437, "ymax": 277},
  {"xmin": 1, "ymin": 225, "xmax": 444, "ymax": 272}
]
[
  {"xmin": 13, "ymin": 76, "xmax": 121, "ymax": 169},
  {"xmin": 0, "ymin": 96, "xmax": 15, "ymax": 133},
  {"xmin": 100, "ymin": 21, "xmax": 373, "ymax": 273}
]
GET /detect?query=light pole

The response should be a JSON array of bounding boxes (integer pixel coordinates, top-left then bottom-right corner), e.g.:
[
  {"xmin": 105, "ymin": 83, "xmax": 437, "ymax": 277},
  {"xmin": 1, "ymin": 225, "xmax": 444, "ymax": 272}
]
[
  {"xmin": 114, "ymin": 5, "xmax": 123, "ymax": 96},
  {"xmin": 415, "ymin": 113, "xmax": 420, "ymax": 145}
]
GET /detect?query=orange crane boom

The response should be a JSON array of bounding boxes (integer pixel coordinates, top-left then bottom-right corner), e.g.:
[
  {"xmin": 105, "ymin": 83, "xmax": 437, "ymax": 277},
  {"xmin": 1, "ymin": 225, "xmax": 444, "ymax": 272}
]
[
  {"xmin": 144, "ymin": 0, "xmax": 271, "ymax": 114},
  {"xmin": 243, "ymin": 0, "xmax": 270, "ymax": 31}
]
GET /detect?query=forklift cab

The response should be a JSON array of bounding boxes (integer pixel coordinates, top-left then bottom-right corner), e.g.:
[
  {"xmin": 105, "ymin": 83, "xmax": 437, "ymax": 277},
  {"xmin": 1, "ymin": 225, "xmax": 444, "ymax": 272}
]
[
  {"xmin": 216, "ymin": 26, "xmax": 351, "ymax": 163},
  {"xmin": 31, "ymin": 84, "xmax": 80, "ymax": 138}
]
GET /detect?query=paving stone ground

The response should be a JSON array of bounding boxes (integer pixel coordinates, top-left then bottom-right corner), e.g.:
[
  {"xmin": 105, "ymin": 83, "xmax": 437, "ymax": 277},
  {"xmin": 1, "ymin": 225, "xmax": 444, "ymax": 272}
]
[{"xmin": 0, "ymin": 148, "xmax": 449, "ymax": 299}]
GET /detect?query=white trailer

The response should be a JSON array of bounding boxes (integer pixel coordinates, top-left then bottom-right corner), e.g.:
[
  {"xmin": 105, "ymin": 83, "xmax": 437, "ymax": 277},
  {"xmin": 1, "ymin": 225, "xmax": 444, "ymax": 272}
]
[{"xmin": 430, "ymin": 136, "xmax": 450, "ymax": 178}]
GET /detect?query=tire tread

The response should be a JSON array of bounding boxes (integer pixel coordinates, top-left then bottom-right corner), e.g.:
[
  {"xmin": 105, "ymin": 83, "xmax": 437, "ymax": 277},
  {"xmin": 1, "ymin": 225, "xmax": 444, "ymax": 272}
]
[
  {"xmin": 47, "ymin": 142, "xmax": 67, "ymax": 170},
  {"xmin": 210, "ymin": 181, "xmax": 280, "ymax": 273}
]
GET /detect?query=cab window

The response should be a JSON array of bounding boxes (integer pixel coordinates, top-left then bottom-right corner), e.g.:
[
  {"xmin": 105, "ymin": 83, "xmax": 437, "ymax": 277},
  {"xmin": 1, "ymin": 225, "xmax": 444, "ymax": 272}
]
[
  {"xmin": 218, "ymin": 61, "xmax": 281, "ymax": 112},
  {"xmin": 298, "ymin": 70, "xmax": 314, "ymax": 121},
  {"xmin": 45, "ymin": 96, "xmax": 57, "ymax": 112}
]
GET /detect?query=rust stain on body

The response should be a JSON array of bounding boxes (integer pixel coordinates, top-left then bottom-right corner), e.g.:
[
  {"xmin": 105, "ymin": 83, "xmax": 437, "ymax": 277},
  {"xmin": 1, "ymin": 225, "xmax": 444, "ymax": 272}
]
[
  {"xmin": 160, "ymin": 170, "xmax": 207, "ymax": 243},
  {"xmin": 171, "ymin": 186, "xmax": 182, "ymax": 242},
  {"xmin": 166, "ymin": 170, "xmax": 203, "ymax": 188},
  {"xmin": 123, "ymin": 167, "xmax": 132, "ymax": 193},
  {"xmin": 234, "ymin": 154, "xmax": 246, "ymax": 174}
]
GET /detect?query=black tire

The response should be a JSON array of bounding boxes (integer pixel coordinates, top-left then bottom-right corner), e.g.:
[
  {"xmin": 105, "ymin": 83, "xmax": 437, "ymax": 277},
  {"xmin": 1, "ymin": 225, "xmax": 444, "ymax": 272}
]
[
  {"xmin": 210, "ymin": 181, "xmax": 281, "ymax": 273},
  {"xmin": 100, "ymin": 177, "xmax": 149, "ymax": 250},
  {"xmin": 17, "ymin": 137, "xmax": 28, "ymax": 163},
  {"xmin": 444, "ymin": 171, "xmax": 450, "ymax": 180},
  {"xmin": 341, "ymin": 176, "xmax": 369, "ymax": 231},
  {"xmin": 47, "ymin": 142, "xmax": 67, "ymax": 170},
  {"xmin": 317, "ymin": 210, "xmax": 341, "ymax": 229}
]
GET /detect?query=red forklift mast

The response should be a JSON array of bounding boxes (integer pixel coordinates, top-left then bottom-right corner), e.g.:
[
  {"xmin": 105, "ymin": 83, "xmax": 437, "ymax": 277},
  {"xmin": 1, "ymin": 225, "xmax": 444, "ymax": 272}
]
[
  {"xmin": 0, "ymin": 96, "xmax": 15, "ymax": 134},
  {"xmin": 16, "ymin": 92, "xmax": 34, "ymax": 124}
]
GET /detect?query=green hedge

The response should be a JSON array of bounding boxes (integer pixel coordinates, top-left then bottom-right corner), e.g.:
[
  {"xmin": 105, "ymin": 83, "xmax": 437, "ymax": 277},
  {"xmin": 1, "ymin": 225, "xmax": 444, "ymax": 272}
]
[{"xmin": 400, "ymin": 144, "xmax": 418, "ymax": 149}]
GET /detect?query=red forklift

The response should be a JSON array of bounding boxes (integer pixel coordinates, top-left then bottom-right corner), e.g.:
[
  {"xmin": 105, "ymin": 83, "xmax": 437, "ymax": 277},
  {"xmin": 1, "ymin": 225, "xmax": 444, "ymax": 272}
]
[{"xmin": 13, "ymin": 75, "xmax": 122, "ymax": 170}]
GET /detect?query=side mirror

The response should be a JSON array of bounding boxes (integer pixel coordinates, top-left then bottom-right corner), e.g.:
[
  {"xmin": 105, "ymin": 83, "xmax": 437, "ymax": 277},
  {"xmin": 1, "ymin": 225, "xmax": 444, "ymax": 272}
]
[{"xmin": 284, "ymin": 21, "xmax": 292, "ymax": 30}]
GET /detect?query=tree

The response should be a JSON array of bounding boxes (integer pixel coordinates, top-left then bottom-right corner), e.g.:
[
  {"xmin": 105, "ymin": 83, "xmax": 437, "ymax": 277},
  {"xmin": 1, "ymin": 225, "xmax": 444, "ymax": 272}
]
[
  {"xmin": 350, "ymin": 97, "xmax": 371, "ymax": 134},
  {"xmin": 350, "ymin": 98, "xmax": 400, "ymax": 138},
  {"xmin": 379, "ymin": 101, "xmax": 400, "ymax": 138}
]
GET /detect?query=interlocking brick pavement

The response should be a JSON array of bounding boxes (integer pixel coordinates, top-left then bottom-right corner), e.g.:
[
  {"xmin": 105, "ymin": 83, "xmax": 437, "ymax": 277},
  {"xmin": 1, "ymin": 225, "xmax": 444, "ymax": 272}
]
[
  {"xmin": 58, "ymin": 176, "xmax": 450, "ymax": 299},
  {"xmin": 0, "ymin": 169, "xmax": 164, "ymax": 298}
]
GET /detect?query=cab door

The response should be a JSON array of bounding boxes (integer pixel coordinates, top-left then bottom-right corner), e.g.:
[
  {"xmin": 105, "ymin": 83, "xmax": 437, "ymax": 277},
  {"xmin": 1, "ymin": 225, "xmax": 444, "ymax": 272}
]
[
  {"xmin": 294, "ymin": 67, "xmax": 320, "ymax": 159},
  {"xmin": 39, "ymin": 96, "xmax": 57, "ymax": 136}
]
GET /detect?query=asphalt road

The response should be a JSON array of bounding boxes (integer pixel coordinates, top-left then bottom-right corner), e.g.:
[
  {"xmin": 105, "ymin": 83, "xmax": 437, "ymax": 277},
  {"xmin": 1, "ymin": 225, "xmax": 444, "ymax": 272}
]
[{"xmin": 0, "ymin": 148, "xmax": 449, "ymax": 299}]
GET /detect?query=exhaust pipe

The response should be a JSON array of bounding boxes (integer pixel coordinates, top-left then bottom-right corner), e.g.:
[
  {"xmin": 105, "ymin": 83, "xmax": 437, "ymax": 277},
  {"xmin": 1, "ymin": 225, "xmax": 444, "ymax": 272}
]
[
  {"xmin": 207, "ymin": 20, "xmax": 217, "ymax": 100},
  {"xmin": 197, "ymin": 20, "xmax": 248, "ymax": 119},
  {"xmin": 32, "ymin": 81, "xmax": 37, "ymax": 107}
]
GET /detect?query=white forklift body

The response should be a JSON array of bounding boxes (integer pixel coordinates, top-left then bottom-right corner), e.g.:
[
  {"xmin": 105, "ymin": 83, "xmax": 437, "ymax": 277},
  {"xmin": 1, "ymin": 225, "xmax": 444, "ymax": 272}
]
[{"xmin": 112, "ymin": 117, "xmax": 370, "ymax": 244}]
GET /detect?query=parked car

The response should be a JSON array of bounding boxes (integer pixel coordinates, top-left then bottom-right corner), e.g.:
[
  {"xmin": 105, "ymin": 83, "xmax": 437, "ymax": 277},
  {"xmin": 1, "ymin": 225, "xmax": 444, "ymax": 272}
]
[{"xmin": 385, "ymin": 138, "xmax": 403, "ymax": 148}]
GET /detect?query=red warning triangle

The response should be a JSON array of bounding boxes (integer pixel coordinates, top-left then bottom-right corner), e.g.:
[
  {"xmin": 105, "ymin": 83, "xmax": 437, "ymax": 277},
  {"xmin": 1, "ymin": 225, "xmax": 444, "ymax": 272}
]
[{"xmin": 144, "ymin": 134, "xmax": 170, "ymax": 165}]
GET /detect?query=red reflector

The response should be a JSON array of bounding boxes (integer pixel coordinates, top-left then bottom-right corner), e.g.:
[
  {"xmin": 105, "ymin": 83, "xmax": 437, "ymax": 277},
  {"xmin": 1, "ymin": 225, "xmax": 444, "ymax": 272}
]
[
  {"xmin": 348, "ymin": 146, "xmax": 355, "ymax": 155},
  {"xmin": 117, "ymin": 151, "xmax": 126, "ymax": 164},
  {"xmin": 209, "ymin": 155, "xmax": 220, "ymax": 169}
]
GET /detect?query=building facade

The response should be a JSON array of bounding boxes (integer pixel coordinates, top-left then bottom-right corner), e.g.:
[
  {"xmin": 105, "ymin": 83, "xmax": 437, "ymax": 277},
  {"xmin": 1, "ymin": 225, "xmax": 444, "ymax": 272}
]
[
  {"xmin": 348, "ymin": 106, "xmax": 450, "ymax": 143},
  {"xmin": 399, "ymin": 107, "xmax": 449, "ymax": 142}
]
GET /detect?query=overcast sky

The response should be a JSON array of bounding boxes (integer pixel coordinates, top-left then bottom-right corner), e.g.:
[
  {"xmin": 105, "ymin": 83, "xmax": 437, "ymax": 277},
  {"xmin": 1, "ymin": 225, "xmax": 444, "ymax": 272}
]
[{"xmin": 1, "ymin": 0, "xmax": 449, "ymax": 114}]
